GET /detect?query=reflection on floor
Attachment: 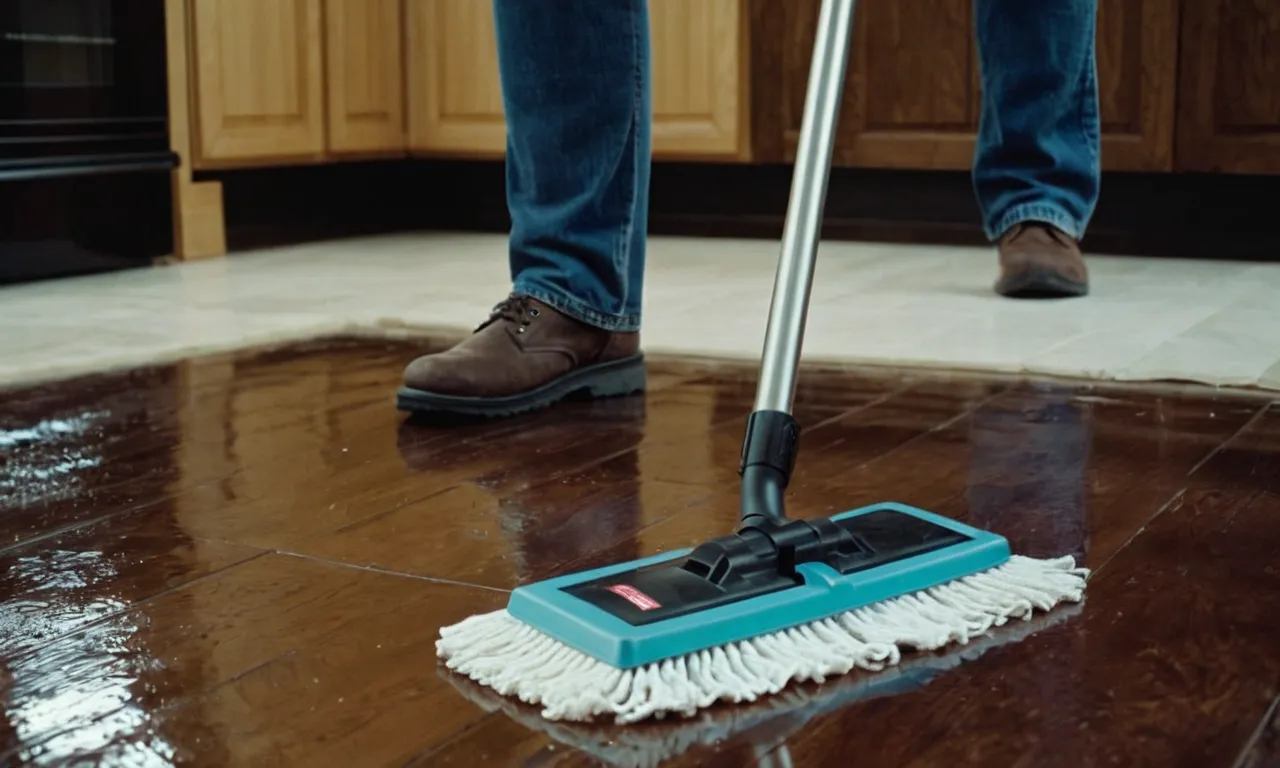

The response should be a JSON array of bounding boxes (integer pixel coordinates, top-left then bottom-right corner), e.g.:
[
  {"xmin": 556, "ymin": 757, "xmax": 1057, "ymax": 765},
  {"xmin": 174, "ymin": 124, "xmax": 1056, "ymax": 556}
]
[
  {"xmin": 3, "ymin": 232, "xmax": 1280, "ymax": 391},
  {"xmin": 2, "ymin": 337, "xmax": 1279, "ymax": 766}
]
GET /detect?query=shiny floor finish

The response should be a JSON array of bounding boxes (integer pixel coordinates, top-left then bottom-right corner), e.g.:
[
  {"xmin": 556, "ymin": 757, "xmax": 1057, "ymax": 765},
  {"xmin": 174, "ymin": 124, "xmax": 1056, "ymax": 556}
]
[{"xmin": 2, "ymin": 337, "xmax": 1279, "ymax": 767}]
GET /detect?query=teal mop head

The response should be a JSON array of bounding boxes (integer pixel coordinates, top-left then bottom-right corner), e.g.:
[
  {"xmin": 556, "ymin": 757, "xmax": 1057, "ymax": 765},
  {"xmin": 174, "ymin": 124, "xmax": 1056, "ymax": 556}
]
[{"xmin": 436, "ymin": 502, "xmax": 1088, "ymax": 724}]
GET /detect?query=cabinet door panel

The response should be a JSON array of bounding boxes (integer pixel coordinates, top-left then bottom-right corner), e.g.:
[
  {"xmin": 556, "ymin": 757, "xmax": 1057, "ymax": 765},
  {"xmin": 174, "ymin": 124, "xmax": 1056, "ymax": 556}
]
[
  {"xmin": 650, "ymin": 0, "xmax": 749, "ymax": 159},
  {"xmin": 1095, "ymin": 0, "xmax": 1177, "ymax": 170},
  {"xmin": 406, "ymin": 0, "xmax": 749, "ymax": 159},
  {"xmin": 761, "ymin": 0, "xmax": 1176, "ymax": 172},
  {"xmin": 1176, "ymin": 0, "xmax": 1280, "ymax": 173},
  {"xmin": 405, "ymin": 0, "xmax": 506, "ymax": 157},
  {"xmin": 325, "ymin": 0, "xmax": 405, "ymax": 155},
  {"xmin": 192, "ymin": 0, "xmax": 325, "ymax": 165}
]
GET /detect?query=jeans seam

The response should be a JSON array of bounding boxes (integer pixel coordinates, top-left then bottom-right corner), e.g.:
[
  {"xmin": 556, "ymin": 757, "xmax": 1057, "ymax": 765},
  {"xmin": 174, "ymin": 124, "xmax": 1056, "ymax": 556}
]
[
  {"xmin": 1078, "ymin": 13, "xmax": 1100, "ymax": 165},
  {"xmin": 610, "ymin": 0, "xmax": 642, "ymax": 322}
]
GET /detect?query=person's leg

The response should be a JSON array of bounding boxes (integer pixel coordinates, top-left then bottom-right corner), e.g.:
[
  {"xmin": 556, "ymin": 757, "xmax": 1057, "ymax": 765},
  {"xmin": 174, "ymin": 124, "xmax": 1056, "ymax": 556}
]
[
  {"xmin": 503, "ymin": 0, "xmax": 651, "ymax": 331},
  {"xmin": 972, "ymin": 0, "xmax": 1099, "ymax": 298},
  {"xmin": 400, "ymin": 0, "xmax": 651, "ymax": 416}
]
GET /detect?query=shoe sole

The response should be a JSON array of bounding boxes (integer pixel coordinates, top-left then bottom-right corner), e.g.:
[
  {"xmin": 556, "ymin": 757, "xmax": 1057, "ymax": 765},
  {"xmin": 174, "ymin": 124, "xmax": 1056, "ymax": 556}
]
[
  {"xmin": 995, "ymin": 267, "xmax": 1089, "ymax": 299},
  {"xmin": 395, "ymin": 353, "xmax": 647, "ymax": 417}
]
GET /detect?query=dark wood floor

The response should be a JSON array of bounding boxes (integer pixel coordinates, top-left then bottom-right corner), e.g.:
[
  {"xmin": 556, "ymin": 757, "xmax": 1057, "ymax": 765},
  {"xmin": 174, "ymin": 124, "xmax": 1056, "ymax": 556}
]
[{"xmin": 2, "ymin": 337, "xmax": 1279, "ymax": 767}]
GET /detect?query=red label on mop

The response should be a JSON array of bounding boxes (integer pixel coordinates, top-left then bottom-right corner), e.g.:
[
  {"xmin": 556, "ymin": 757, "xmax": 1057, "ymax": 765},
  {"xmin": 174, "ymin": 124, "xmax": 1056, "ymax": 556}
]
[{"xmin": 605, "ymin": 583, "xmax": 662, "ymax": 611}]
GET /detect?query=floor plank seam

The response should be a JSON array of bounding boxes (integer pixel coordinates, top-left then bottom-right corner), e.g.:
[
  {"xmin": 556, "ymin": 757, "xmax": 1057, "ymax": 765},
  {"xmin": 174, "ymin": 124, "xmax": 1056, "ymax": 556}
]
[
  {"xmin": 0, "ymin": 509, "xmax": 135, "ymax": 559},
  {"xmin": 555, "ymin": 385, "xmax": 1009, "ymax": 579},
  {"xmin": 201, "ymin": 650, "xmax": 300, "ymax": 696},
  {"xmin": 379, "ymin": 384, "xmax": 913, "ymax": 550},
  {"xmin": 2, "ymin": 549, "xmax": 271, "ymax": 667},
  {"xmin": 399, "ymin": 711, "xmax": 502, "ymax": 767},
  {"xmin": 815, "ymin": 386, "xmax": 1010, "ymax": 482},
  {"xmin": 1089, "ymin": 488, "xmax": 1187, "ymax": 581},
  {"xmin": 0, "ymin": 649, "xmax": 301, "ymax": 767},
  {"xmin": 1087, "ymin": 402, "xmax": 1272, "ymax": 580},
  {"xmin": 1232, "ymin": 694, "xmax": 1280, "ymax": 768},
  {"xmin": 3, "ymin": 395, "xmax": 425, "ymax": 559},
  {"xmin": 275, "ymin": 550, "xmax": 513, "ymax": 593},
  {"xmin": 322, "ymin": 420, "xmax": 703, "ymax": 542},
  {"xmin": 540, "ymin": 491, "xmax": 717, "ymax": 579},
  {"xmin": 531, "ymin": 387, "xmax": 921, "ymax": 578},
  {"xmin": 1186, "ymin": 403, "xmax": 1273, "ymax": 479},
  {"xmin": 328, "ymin": 484, "xmax": 461, "ymax": 536}
]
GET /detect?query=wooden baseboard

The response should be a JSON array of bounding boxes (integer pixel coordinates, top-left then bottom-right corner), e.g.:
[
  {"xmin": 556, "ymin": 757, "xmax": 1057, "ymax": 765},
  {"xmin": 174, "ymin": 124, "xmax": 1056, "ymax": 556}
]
[
  {"xmin": 165, "ymin": 0, "xmax": 228, "ymax": 260},
  {"xmin": 172, "ymin": 179, "xmax": 227, "ymax": 260}
]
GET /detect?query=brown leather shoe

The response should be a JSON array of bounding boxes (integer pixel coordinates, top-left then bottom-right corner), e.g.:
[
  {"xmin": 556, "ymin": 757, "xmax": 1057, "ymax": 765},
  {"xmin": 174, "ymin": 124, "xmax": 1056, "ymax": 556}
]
[
  {"xmin": 994, "ymin": 223, "xmax": 1089, "ymax": 298},
  {"xmin": 397, "ymin": 294, "xmax": 645, "ymax": 416}
]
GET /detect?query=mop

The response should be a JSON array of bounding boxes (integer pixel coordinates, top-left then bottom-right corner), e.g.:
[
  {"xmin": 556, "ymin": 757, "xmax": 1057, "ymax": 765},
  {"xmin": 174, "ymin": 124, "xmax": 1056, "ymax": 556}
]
[
  {"xmin": 442, "ymin": 604, "xmax": 1081, "ymax": 767},
  {"xmin": 436, "ymin": 0, "xmax": 1089, "ymax": 725}
]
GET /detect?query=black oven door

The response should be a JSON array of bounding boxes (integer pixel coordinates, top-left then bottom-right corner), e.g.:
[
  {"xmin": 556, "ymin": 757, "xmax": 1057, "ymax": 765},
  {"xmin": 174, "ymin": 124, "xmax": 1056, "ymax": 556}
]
[
  {"xmin": 0, "ymin": 0, "xmax": 176, "ymax": 285},
  {"xmin": 0, "ymin": 0, "xmax": 175, "ymax": 177}
]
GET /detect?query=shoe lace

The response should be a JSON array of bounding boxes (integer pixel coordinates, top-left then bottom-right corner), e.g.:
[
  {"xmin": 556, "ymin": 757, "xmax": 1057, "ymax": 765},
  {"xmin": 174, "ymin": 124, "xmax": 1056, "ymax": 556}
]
[
  {"xmin": 475, "ymin": 294, "xmax": 541, "ymax": 333},
  {"xmin": 1007, "ymin": 222, "xmax": 1074, "ymax": 248}
]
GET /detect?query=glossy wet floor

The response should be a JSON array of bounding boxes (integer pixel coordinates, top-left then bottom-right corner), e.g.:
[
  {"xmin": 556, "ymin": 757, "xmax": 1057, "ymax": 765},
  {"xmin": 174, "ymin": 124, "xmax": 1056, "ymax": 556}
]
[{"xmin": 2, "ymin": 337, "xmax": 1279, "ymax": 767}]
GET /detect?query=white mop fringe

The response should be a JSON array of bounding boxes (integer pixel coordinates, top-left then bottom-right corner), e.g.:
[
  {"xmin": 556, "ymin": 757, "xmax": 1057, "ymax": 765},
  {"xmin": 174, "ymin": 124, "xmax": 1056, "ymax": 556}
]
[{"xmin": 436, "ymin": 554, "xmax": 1088, "ymax": 724}]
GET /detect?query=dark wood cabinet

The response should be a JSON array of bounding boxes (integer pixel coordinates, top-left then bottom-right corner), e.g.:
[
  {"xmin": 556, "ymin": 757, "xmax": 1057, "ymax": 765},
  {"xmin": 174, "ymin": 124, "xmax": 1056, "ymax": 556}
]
[
  {"xmin": 752, "ymin": 0, "xmax": 980, "ymax": 170},
  {"xmin": 751, "ymin": 0, "xmax": 1178, "ymax": 172},
  {"xmin": 1175, "ymin": 0, "xmax": 1280, "ymax": 173},
  {"xmin": 1095, "ymin": 0, "xmax": 1179, "ymax": 170}
]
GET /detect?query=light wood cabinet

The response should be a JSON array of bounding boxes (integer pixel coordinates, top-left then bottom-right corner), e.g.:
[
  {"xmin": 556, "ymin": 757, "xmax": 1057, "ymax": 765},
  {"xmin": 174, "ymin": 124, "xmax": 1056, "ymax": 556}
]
[
  {"xmin": 649, "ymin": 0, "xmax": 749, "ymax": 159},
  {"xmin": 183, "ymin": 0, "xmax": 750, "ymax": 165},
  {"xmin": 190, "ymin": 0, "xmax": 326, "ymax": 166},
  {"xmin": 404, "ymin": 0, "xmax": 750, "ymax": 160},
  {"xmin": 405, "ymin": 0, "xmax": 506, "ymax": 157},
  {"xmin": 324, "ymin": 0, "xmax": 406, "ymax": 156},
  {"xmin": 763, "ymin": 0, "xmax": 1178, "ymax": 172},
  {"xmin": 1175, "ymin": 0, "xmax": 1280, "ymax": 173}
]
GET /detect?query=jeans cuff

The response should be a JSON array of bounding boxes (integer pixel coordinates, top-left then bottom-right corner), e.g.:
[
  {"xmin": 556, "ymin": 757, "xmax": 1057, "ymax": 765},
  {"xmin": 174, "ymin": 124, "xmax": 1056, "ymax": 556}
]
[
  {"xmin": 987, "ymin": 204, "xmax": 1086, "ymax": 242},
  {"xmin": 512, "ymin": 281, "xmax": 641, "ymax": 333}
]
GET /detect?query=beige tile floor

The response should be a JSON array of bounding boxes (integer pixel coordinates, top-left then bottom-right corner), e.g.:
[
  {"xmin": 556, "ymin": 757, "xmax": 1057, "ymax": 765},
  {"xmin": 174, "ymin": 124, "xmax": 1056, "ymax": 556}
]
[{"xmin": 2, "ymin": 231, "xmax": 1279, "ymax": 391}]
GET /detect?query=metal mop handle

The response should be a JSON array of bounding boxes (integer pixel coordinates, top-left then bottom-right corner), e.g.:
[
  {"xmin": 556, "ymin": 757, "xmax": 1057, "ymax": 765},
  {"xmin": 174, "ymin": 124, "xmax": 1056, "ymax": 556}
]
[
  {"xmin": 755, "ymin": 0, "xmax": 858, "ymax": 414},
  {"xmin": 739, "ymin": 0, "xmax": 857, "ymax": 528}
]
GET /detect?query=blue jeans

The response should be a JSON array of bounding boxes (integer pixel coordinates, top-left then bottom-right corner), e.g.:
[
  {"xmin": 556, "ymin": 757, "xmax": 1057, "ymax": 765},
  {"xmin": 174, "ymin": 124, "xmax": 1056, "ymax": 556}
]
[{"xmin": 494, "ymin": 0, "xmax": 1099, "ymax": 332}]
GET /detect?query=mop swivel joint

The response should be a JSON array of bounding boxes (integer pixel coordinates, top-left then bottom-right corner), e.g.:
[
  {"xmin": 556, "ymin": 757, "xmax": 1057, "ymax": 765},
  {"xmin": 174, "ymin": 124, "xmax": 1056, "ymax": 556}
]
[
  {"xmin": 682, "ymin": 515, "xmax": 873, "ymax": 587},
  {"xmin": 738, "ymin": 409, "xmax": 801, "ymax": 529}
]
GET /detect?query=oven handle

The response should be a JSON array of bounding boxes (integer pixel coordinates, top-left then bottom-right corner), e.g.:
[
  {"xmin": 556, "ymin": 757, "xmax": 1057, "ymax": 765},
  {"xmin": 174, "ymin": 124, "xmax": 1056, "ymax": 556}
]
[{"xmin": 0, "ymin": 151, "xmax": 178, "ymax": 182}]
